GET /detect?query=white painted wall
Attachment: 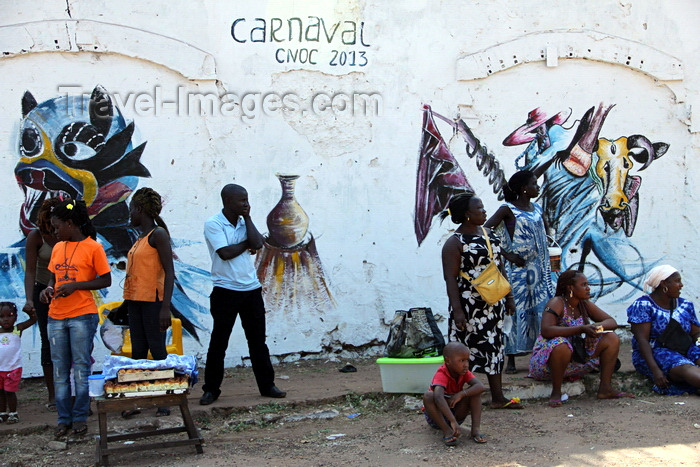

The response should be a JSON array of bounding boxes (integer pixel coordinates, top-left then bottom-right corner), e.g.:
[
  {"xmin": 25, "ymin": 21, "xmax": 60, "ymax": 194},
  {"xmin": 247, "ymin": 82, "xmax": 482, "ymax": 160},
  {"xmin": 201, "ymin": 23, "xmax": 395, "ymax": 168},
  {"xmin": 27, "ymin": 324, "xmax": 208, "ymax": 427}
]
[{"xmin": 1, "ymin": 0, "xmax": 698, "ymax": 376}]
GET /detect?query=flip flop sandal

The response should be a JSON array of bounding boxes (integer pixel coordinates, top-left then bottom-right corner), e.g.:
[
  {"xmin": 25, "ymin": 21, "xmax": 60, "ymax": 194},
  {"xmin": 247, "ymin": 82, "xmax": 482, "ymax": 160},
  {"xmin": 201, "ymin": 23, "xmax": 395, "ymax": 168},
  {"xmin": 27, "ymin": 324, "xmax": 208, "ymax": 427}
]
[
  {"xmin": 492, "ymin": 397, "xmax": 524, "ymax": 409},
  {"xmin": 442, "ymin": 435, "xmax": 458, "ymax": 447},
  {"xmin": 6, "ymin": 412, "xmax": 18, "ymax": 424},
  {"xmin": 0, "ymin": 412, "xmax": 7, "ymax": 423},
  {"xmin": 504, "ymin": 367, "xmax": 517, "ymax": 374},
  {"xmin": 54, "ymin": 424, "xmax": 70, "ymax": 438},
  {"xmin": 472, "ymin": 433, "xmax": 487, "ymax": 444},
  {"xmin": 548, "ymin": 399, "xmax": 564, "ymax": 408},
  {"xmin": 72, "ymin": 423, "xmax": 88, "ymax": 436}
]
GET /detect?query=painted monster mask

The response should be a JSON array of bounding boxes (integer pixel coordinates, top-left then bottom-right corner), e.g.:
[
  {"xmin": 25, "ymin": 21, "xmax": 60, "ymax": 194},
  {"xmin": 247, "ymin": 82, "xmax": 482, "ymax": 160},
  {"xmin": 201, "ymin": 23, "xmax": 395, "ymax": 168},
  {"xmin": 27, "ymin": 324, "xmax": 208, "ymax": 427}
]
[{"xmin": 15, "ymin": 85, "xmax": 150, "ymax": 255}]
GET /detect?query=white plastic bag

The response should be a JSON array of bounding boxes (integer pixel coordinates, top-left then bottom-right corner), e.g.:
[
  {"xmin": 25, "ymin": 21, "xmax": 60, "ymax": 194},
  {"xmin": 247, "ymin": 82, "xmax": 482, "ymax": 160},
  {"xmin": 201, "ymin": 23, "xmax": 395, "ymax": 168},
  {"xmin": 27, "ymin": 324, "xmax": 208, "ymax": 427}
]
[
  {"xmin": 100, "ymin": 318, "xmax": 127, "ymax": 353},
  {"xmin": 503, "ymin": 315, "xmax": 513, "ymax": 335}
]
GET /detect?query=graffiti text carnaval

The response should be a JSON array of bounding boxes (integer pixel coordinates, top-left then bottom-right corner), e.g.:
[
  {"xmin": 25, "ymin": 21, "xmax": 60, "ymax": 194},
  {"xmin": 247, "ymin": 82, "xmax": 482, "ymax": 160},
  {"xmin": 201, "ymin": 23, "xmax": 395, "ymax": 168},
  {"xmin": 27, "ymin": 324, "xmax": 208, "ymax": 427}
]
[{"xmin": 231, "ymin": 17, "xmax": 371, "ymax": 67}]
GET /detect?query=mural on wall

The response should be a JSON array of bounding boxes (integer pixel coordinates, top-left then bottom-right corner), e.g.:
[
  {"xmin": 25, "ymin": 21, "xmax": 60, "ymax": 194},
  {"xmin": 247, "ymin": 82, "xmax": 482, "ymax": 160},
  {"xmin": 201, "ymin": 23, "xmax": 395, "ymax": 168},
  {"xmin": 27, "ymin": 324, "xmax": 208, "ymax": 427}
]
[
  {"xmin": 3, "ymin": 85, "xmax": 208, "ymax": 342},
  {"xmin": 16, "ymin": 85, "xmax": 147, "ymax": 253},
  {"xmin": 415, "ymin": 104, "xmax": 669, "ymax": 299},
  {"xmin": 255, "ymin": 174, "xmax": 335, "ymax": 313},
  {"xmin": 414, "ymin": 104, "xmax": 507, "ymax": 246}
]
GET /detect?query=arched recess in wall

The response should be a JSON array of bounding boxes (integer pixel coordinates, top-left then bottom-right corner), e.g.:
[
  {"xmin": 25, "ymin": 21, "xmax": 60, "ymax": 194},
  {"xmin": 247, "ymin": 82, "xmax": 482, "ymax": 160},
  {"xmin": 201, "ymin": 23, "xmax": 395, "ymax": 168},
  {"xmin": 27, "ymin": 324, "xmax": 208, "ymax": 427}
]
[
  {"xmin": 456, "ymin": 30, "xmax": 683, "ymax": 82},
  {"xmin": 0, "ymin": 20, "xmax": 216, "ymax": 80}
]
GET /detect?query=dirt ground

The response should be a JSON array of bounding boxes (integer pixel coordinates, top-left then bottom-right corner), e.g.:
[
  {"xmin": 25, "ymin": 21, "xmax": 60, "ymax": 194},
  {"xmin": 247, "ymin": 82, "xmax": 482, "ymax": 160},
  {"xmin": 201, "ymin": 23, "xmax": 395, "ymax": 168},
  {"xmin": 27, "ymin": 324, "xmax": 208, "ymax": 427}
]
[{"xmin": 1, "ymin": 355, "xmax": 700, "ymax": 467}]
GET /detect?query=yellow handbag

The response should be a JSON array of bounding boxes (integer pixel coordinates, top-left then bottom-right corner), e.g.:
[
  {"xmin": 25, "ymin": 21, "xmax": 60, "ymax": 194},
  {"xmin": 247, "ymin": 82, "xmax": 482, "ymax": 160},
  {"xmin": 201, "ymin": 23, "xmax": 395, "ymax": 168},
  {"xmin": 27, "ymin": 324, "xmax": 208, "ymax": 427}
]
[{"xmin": 459, "ymin": 227, "xmax": 511, "ymax": 306}]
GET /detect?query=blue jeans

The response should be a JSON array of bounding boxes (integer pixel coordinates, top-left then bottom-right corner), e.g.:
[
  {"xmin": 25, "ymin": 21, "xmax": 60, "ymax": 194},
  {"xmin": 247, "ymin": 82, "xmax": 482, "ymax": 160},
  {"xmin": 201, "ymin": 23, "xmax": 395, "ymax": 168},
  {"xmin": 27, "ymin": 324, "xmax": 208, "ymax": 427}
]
[{"xmin": 48, "ymin": 313, "xmax": 98, "ymax": 426}]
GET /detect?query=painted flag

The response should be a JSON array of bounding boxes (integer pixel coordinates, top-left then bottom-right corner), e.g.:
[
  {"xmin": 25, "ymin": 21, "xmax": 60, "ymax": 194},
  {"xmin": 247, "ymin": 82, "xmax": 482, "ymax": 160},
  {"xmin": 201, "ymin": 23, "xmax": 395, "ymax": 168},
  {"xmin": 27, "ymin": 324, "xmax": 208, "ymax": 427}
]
[{"xmin": 414, "ymin": 105, "xmax": 473, "ymax": 245}]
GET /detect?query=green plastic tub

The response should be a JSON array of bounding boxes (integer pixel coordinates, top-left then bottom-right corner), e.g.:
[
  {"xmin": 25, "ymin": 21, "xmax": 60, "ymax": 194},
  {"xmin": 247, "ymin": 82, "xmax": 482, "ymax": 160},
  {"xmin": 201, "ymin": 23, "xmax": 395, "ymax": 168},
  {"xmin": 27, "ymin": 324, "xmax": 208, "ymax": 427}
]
[{"xmin": 376, "ymin": 356, "xmax": 444, "ymax": 393}]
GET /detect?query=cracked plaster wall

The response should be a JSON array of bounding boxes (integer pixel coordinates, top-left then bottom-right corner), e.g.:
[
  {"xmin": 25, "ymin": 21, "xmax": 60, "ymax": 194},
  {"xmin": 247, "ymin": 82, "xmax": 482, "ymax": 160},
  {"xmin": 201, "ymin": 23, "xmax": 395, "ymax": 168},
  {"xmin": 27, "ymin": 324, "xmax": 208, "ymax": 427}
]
[{"xmin": 1, "ymin": 0, "xmax": 699, "ymax": 374}]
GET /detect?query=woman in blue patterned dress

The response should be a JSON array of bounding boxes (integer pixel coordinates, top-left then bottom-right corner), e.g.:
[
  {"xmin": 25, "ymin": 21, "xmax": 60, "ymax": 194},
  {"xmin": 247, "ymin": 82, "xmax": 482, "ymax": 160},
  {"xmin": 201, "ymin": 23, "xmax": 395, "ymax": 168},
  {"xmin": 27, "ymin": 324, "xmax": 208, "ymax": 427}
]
[
  {"xmin": 441, "ymin": 192, "xmax": 521, "ymax": 409},
  {"xmin": 528, "ymin": 270, "xmax": 630, "ymax": 407},
  {"xmin": 627, "ymin": 265, "xmax": 700, "ymax": 395},
  {"xmin": 486, "ymin": 170, "xmax": 554, "ymax": 374}
]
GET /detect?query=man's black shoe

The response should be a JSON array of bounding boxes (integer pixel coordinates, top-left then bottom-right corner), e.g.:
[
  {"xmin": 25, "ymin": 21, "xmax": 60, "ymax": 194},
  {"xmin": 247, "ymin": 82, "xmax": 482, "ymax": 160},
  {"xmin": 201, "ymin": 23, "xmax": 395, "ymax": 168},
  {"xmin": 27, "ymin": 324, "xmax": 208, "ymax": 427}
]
[
  {"xmin": 261, "ymin": 386, "xmax": 286, "ymax": 398},
  {"xmin": 200, "ymin": 391, "xmax": 218, "ymax": 405}
]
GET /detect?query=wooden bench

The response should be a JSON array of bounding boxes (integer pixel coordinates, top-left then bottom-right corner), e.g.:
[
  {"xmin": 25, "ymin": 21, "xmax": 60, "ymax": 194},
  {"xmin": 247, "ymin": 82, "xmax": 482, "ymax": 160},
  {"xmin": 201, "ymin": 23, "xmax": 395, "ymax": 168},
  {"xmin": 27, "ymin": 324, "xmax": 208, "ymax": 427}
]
[{"xmin": 94, "ymin": 392, "xmax": 203, "ymax": 466}]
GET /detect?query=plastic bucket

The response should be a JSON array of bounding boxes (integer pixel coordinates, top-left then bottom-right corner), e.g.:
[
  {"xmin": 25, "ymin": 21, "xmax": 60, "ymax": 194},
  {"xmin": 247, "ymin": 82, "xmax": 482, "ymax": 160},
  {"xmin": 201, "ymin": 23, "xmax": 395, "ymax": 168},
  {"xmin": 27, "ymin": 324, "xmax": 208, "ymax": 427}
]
[
  {"xmin": 88, "ymin": 374, "xmax": 105, "ymax": 397},
  {"xmin": 548, "ymin": 247, "xmax": 562, "ymax": 272}
]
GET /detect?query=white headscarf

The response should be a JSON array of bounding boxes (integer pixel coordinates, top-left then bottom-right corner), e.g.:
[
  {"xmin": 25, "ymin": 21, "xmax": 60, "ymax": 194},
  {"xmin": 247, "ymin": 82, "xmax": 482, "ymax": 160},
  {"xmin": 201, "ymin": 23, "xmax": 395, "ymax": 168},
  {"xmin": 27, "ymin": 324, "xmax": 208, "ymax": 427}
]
[{"xmin": 643, "ymin": 265, "xmax": 678, "ymax": 293}]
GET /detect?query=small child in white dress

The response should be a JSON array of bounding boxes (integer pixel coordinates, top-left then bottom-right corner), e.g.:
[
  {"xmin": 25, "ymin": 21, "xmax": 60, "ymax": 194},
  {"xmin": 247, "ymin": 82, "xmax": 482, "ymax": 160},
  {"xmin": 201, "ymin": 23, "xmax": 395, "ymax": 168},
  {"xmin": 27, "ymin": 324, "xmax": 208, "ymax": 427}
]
[{"xmin": 0, "ymin": 301, "xmax": 37, "ymax": 423}]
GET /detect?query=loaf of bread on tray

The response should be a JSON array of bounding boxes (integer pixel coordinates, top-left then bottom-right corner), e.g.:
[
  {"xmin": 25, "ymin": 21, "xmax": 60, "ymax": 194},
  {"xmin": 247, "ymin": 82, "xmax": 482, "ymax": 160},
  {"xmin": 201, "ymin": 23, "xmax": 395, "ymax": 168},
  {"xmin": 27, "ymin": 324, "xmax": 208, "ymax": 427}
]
[{"xmin": 104, "ymin": 375, "xmax": 189, "ymax": 394}]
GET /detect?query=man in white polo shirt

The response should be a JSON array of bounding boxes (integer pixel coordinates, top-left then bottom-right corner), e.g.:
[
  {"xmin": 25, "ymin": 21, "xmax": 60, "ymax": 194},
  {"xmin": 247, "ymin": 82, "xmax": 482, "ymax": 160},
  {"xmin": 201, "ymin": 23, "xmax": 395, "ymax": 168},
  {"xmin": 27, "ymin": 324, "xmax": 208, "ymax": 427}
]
[{"xmin": 200, "ymin": 184, "xmax": 285, "ymax": 405}]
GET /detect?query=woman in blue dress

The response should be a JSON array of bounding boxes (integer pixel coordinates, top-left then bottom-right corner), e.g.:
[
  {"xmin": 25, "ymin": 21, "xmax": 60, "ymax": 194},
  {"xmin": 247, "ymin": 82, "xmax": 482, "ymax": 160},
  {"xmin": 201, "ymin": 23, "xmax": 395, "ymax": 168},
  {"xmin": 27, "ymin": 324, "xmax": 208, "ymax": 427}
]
[
  {"xmin": 486, "ymin": 170, "xmax": 555, "ymax": 373},
  {"xmin": 627, "ymin": 265, "xmax": 700, "ymax": 395}
]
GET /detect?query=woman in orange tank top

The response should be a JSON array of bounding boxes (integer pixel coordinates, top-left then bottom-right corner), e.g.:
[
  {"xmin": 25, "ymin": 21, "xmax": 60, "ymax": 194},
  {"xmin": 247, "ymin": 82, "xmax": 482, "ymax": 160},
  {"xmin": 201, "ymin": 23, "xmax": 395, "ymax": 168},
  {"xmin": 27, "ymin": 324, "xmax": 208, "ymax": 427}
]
[
  {"xmin": 124, "ymin": 187, "xmax": 175, "ymax": 357},
  {"xmin": 123, "ymin": 188, "xmax": 175, "ymax": 416}
]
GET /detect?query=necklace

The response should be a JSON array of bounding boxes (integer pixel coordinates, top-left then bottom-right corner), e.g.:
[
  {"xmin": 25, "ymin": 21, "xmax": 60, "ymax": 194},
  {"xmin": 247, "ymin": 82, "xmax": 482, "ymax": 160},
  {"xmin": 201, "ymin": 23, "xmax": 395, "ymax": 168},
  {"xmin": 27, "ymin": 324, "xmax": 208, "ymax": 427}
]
[
  {"xmin": 60, "ymin": 240, "xmax": 83, "ymax": 281},
  {"xmin": 563, "ymin": 296, "xmax": 580, "ymax": 316}
]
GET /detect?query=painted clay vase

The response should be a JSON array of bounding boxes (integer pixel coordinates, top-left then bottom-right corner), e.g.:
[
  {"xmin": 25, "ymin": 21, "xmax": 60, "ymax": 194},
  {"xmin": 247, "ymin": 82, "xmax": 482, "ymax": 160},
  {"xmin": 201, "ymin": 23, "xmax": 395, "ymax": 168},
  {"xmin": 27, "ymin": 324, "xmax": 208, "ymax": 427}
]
[{"xmin": 266, "ymin": 174, "xmax": 309, "ymax": 248}]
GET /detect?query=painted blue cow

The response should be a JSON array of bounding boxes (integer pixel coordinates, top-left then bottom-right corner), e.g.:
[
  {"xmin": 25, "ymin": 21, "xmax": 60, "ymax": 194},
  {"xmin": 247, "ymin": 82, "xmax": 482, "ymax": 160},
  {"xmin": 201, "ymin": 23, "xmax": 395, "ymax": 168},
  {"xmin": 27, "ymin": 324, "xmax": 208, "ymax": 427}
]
[{"xmin": 512, "ymin": 105, "xmax": 669, "ymax": 298}]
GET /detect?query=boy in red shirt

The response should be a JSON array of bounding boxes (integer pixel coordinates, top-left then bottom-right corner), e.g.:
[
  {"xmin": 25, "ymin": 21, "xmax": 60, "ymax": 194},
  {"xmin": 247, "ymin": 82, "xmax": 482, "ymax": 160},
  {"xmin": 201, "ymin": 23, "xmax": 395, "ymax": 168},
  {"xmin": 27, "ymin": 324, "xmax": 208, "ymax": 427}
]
[{"xmin": 423, "ymin": 342, "xmax": 486, "ymax": 446}]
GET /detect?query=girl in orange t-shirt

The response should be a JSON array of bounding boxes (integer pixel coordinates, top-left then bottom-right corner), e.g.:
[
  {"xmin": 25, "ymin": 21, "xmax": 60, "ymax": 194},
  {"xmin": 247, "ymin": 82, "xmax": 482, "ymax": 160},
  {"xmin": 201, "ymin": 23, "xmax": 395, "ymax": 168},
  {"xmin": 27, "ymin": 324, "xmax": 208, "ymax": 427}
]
[{"xmin": 39, "ymin": 199, "xmax": 111, "ymax": 438}]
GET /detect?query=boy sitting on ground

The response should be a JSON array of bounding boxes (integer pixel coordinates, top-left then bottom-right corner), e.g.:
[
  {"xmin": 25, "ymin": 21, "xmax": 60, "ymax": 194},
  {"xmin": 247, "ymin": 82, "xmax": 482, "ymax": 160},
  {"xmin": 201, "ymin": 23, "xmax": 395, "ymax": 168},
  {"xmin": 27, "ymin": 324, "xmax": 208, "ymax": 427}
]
[{"xmin": 423, "ymin": 341, "xmax": 486, "ymax": 446}]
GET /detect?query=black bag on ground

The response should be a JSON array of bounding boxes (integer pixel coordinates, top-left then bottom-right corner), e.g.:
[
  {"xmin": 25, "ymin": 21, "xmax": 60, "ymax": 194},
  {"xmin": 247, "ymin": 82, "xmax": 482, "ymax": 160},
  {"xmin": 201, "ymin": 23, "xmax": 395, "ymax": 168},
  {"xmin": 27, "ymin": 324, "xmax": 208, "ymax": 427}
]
[
  {"xmin": 657, "ymin": 303, "xmax": 693, "ymax": 354},
  {"xmin": 385, "ymin": 307, "xmax": 445, "ymax": 358}
]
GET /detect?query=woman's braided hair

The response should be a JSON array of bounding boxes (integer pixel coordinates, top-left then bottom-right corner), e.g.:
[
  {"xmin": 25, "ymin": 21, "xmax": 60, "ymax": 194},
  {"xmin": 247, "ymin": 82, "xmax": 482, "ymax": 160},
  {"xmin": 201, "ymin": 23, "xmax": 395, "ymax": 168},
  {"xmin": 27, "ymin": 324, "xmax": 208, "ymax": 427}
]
[
  {"xmin": 555, "ymin": 269, "xmax": 582, "ymax": 297},
  {"xmin": 51, "ymin": 199, "xmax": 96, "ymax": 239},
  {"xmin": 131, "ymin": 187, "xmax": 169, "ymax": 233},
  {"xmin": 555, "ymin": 269, "xmax": 589, "ymax": 322},
  {"xmin": 503, "ymin": 170, "xmax": 534, "ymax": 203},
  {"xmin": 439, "ymin": 191, "xmax": 477, "ymax": 225}
]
